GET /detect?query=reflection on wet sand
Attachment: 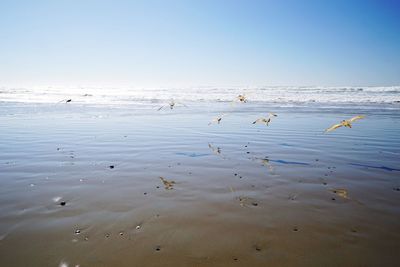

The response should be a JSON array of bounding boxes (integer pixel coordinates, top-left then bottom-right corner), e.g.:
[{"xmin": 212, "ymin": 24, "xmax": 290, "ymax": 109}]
[{"xmin": 0, "ymin": 103, "xmax": 399, "ymax": 267}]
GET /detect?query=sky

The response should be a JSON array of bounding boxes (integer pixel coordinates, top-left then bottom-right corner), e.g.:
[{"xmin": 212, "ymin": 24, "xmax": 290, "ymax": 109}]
[{"xmin": 0, "ymin": 0, "xmax": 399, "ymax": 88}]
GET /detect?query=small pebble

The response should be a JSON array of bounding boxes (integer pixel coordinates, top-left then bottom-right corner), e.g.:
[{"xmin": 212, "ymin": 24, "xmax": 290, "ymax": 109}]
[
  {"xmin": 234, "ymin": 173, "xmax": 238, "ymax": 176},
  {"xmin": 251, "ymin": 202, "xmax": 258, "ymax": 206},
  {"xmin": 155, "ymin": 245, "xmax": 161, "ymax": 251},
  {"xmin": 119, "ymin": 231, "xmax": 124, "ymax": 236},
  {"xmin": 109, "ymin": 165, "xmax": 114, "ymax": 169},
  {"xmin": 136, "ymin": 225, "xmax": 141, "ymax": 230},
  {"xmin": 60, "ymin": 201, "xmax": 66, "ymax": 206},
  {"xmin": 331, "ymin": 197, "xmax": 336, "ymax": 201},
  {"xmin": 75, "ymin": 229, "xmax": 81, "ymax": 235},
  {"xmin": 293, "ymin": 227, "xmax": 299, "ymax": 232},
  {"xmin": 144, "ymin": 192, "xmax": 147, "ymax": 195}
]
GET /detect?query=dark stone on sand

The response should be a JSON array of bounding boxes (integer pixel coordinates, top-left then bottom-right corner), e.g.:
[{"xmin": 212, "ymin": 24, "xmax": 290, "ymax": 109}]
[
  {"xmin": 66, "ymin": 99, "xmax": 72, "ymax": 103},
  {"xmin": 331, "ymin": 197, "xmax": 336, "ymax": 201},
  {"xmin": 254, "ymin": 245, "xmax": 262, "ymax": 251},
  {"xmin": 323, "ymin": 182, "xmax": 327, "ymax": 185},
  {"xmin": 155, "ymin": 245, "xmax": 161, "ymax": 251},
  {"xmin": 109, "ymin": 165, "xmax": 114, "ymax": 169},
  {"xmin": 393, "ymin": 187, "xmax": 400, "ymax": 191},
  {"xmin": 251, "ymin": 202, "xmax": 258, "ymax": 206},
  {"xmin": 234, "ymin": 173, "xmax": 238, "ymax": 176},
  {"xmin": 144, "ymin": 192, "xmax": 147, "ymax": 195},
  {"xmin": 246, "ymin": 152, "xmax": 250, "ymax": 154},
  {"xmin": 233, "ymin": 258, "xmax": 238, "ymax": 261},
  {"xmin": 293, "ymin": 227, "xmax": 298, "ymax": 232},
  {"xmin": 156, "ymin": 186, "xmax": 160, "ymax": 189},
  {"xmin": 60, "ymin": 201, "xmax": 66, "ymax": 206}
]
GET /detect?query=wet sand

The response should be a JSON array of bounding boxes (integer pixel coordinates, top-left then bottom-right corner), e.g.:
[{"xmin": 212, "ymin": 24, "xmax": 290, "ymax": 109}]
[{"xmin": 0, "ymin": 102, "xmax": 399, "ymax": 267}]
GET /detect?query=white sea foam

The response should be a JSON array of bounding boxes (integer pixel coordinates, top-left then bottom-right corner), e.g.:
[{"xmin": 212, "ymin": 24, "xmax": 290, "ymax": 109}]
[{"xmin": 0, "ymin": 86, "xmax": 399, "ymax": 106}]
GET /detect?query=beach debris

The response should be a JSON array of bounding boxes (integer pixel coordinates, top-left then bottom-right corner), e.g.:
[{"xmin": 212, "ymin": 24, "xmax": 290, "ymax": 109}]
[
  {"xmin": 252, "ymin": 113, "xmax": 277, "ymax": 126},
  {"xmin": 293, "ymin": 226, "xmax": 299, "ymax": 232},
  {"xmin": 325, "ymin": 115, "xmax": 365, "ymax": 133},
  {"xmin": 158, "ymin": 99, "xmax": 187, "ymax": 111},
  {"xmin": 109, "ymin": 165, "xmax": 114, "ymax": 169},
  {"xmin": 159, "ymin": 176, "xmax": 175, "ymax": 190},
  {"xmin": 154, "ymin": 245, "xmax": 161, "ymax": 251},
  {"xmin": 60, "ymin": 201, "xmax": 66, "ymax": 206},
  {"xmin": 253, "ymin": 244, "xmax": 262, "ymax": 251},
  {"xmin": 74, "ymin": 229, "xmax": 81, "ymax": 235},
  {"xmin": 208, "ymin": 113, "xmax": 228, "ymax": 125},
  {"xmin": 331, "ymin": 188, "xmax": 348, "ymax": 199}
]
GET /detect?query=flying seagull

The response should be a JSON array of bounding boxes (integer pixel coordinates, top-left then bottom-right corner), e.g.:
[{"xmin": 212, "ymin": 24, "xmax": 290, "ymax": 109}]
[
  {"xmin": 252, "ymin": 113, "xmax": 277, "ymax": 126},
  {"xmin": 325, "ymin": 115, "xmax": 365, "ymax": 133},
  {"xmin": 236, "ymin": 94, "xmax": 247, "ymax": 103},
  {"xmin": 158, "ymin": 99, "xmax": 187, "ymax": 111},
  {"xmin": 208, "ymin": 114, "xmax": 228, "ymax": 125}
]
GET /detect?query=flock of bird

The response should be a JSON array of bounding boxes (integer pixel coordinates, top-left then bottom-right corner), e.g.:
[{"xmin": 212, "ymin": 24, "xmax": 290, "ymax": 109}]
[
  {"xmin": 58, "ymin": 94, "xmax": 365, "ymax": 133},
  {"xmin": 157, "ymin": 94, "xmax": 365, "ymax": 133}
]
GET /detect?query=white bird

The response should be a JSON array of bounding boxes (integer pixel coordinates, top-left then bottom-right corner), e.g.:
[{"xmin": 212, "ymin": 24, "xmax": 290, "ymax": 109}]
[
  {"xmin": 208, "ymin": 114, "xmax": 228, "ymax": 125},
  {"xmin": 252, "ymin": 113, "xmax": 277, "ymax": 126},
  {"xmin": 236, "ymin": 94, "xmax": 247, "ymax": 103},
  {"xmin": 325, "ymin": 115, "xmax": 365, "ymax": 133},
  {"xmin": 158, "ymin": 99, "xmax": 187, "ymax": 111}
]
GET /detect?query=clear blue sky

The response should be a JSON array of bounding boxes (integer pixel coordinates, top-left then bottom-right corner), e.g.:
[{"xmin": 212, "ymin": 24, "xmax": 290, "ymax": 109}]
[{"xmin": 0, "ymin": 0, "xmax": 399, "ymax": 87}]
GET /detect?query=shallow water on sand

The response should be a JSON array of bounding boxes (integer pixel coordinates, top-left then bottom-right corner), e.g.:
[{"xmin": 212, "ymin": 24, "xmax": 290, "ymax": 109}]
[{"xmin": 0, "ymin": 102, "xmax": 399, "ymax": 267}]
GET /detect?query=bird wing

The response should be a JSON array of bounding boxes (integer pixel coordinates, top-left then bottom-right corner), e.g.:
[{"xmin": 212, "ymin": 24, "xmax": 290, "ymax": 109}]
[
  {"xmin": 176, "ymin": 101, "xmax": 188, "ymax": 107},
  {"xmin": 348, "ymin": 115, "xmax": 365, "ymax": 122},
  {"xmin": 268, "ymin": 113, "xmax": 277, "ymax": 117},
  {"xmin": 252, "ymin": 118, "xmax": 262, "ymax": 124},
  {"xmin": 325, "ymin": 123, "xmax": 343, "ymax": 132}
]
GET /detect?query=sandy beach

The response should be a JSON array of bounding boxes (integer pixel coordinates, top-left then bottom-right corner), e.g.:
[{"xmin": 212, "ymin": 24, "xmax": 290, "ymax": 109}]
[{"xmin": 0, "ymin": 101, "xmax": 399, "ymax": 267}]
